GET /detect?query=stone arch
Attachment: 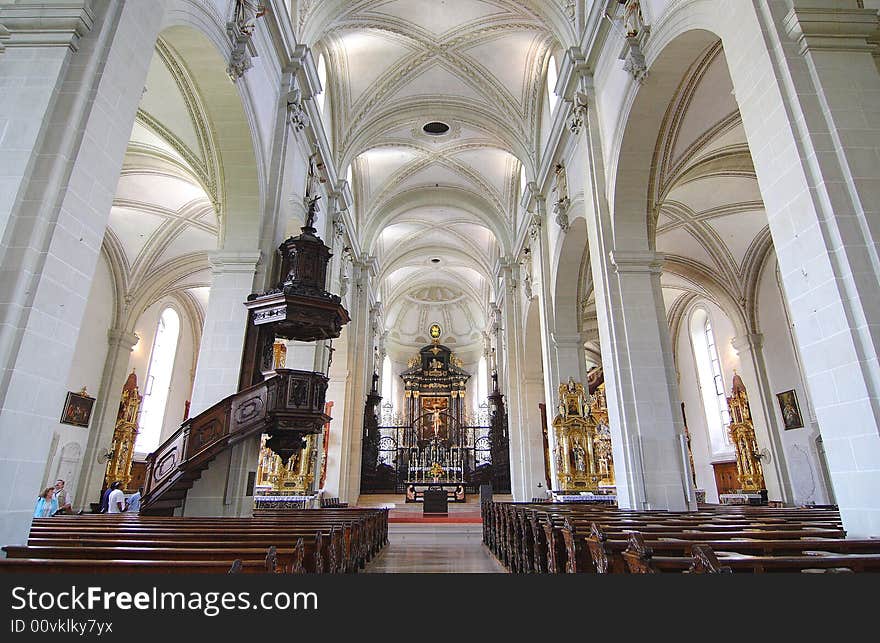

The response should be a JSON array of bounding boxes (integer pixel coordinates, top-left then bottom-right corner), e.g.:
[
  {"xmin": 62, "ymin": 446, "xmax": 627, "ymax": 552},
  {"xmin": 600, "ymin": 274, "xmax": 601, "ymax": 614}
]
[
  {"xmin": 610, "ymin": 28, "xmax": 721, "ymax": 252},
  {"xmin": 155, "ymin": 21, "xmax": 264, "ymax": 250},
  {"xmin": 551, "ymin": 216, "xmax": 588, "ymax": 339}
]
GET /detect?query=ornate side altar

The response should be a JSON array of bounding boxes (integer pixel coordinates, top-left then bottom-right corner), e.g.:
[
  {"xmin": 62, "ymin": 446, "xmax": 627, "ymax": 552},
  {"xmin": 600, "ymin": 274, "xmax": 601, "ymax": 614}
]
[
  {"xmin": 552, "ymin": 377, "xmax": 615, "ymax": 492},
  {"xmin": 104, "ymin": 370, "xmax": 141, "ymax": 491},
  {"xmin": 727, "ymin": 373, "xmax": 767, "ymax": 494}
]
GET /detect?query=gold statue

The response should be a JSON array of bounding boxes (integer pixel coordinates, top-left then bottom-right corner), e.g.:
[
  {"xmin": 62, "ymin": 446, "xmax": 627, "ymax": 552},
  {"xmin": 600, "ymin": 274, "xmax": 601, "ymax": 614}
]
[
  {"xmin": 104, "ymin": 370, "xmax": 142, "ymax": 491},
  {"xmin": 727, "ymin": 373, "xmax": 766, "ymax": 491},
  {"xmin": 256, "ymin": 433, "xmax": 315, "ymax": 493},
  {"xmin": 552, "ymin": 378, "xmax": 605, "ymax": 491}
]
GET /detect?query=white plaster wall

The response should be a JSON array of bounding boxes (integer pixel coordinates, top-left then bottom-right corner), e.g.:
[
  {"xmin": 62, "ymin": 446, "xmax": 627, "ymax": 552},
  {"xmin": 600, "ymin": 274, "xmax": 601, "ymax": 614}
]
[{"xmin": 757, "ymin": 253, "xmax": 832, "ymax": 505}]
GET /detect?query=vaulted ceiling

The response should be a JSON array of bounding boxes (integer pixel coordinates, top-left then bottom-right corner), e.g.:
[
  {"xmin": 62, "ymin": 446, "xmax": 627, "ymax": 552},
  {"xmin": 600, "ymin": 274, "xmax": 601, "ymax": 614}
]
[
  {"xmin": 104, "ymin": 37, "xmax": 219, "ymax": 334},
  {"xmin": 308, "ymin": 0, "xmax": 564, "ymax": 357},
  {"xmin": 654, "ymin": 42, "xmax": 773, "ymax": 339}
]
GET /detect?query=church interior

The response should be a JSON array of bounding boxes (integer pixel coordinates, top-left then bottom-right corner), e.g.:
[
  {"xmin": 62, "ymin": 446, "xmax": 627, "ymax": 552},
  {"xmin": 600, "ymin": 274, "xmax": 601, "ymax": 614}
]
[{"xmin": 1, "ymin": 0, "xmax": 880, "ymax": 575}]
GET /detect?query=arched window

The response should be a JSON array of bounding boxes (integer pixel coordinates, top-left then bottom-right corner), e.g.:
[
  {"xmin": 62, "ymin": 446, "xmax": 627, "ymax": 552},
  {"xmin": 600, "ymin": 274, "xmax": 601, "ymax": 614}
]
[
  {"xmin": 519, "ymin": 163, "xmax": 528, "ymax": 198},
  {"xmin": 134, "ymin": 307, "xmax": 181, "ymax": 454},
  {"xmin": 689, "ymin": 307, "xmax": 731, "ymax": 455},
  {"xmin": 381, "ymin": 355, "xmax": 393, "ymax": 410},
  {"xmin": 546, "ymin": 54, "xmax": 559, "ymax": 114},
  {"xmin": 316, "ymin": 53, "xmax": 328, "ymax": 114},
  {"xmin": 346, "ymin": 163, "xmax": 353, "ymax": 188}
]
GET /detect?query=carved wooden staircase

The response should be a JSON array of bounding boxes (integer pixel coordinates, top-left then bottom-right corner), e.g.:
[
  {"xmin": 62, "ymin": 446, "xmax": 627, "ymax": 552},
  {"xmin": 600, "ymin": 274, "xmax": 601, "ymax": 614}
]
[{"xmin": 140, "ymin": 369, "xmax": 329, "ymax": 516}]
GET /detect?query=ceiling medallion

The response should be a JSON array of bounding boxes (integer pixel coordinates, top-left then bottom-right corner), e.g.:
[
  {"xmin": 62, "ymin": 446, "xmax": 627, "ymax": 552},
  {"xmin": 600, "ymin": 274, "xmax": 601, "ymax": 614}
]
[
  {"xmin": 423, "ymin": 121, "xmax": 450, "ymax": 135},
  {"xmin": 411, "ymin": 119, "xmax": 462, "ymax": 143}
]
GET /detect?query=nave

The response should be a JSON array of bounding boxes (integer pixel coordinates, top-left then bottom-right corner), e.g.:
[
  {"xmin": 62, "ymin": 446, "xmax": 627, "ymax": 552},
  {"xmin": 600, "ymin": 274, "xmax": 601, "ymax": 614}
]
[{"xmin": 3, "ymin": 0, "xmax": 880, "ymax": 565}]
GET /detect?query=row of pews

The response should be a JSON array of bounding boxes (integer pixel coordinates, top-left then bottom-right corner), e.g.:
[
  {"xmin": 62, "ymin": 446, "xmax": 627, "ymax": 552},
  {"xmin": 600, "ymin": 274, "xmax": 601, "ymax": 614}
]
[
  {"xmin": 0, "ymin": 508, "xmax": 388, "ymax": 574},
  {"xmin": 482, "ymin": 502, "xmax": 880, "ymax": 573}
]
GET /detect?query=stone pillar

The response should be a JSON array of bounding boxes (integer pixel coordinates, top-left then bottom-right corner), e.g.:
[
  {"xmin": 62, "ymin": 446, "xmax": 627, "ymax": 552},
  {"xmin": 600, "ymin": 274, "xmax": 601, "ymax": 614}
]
[
  {"xmin": 0, "ymin": 1, "xmax": 164, "ymax": 546},
  {"xmin": 76, "ymin": 328, "xmax": 139, "ymax": 511},
  {"xmin": 181, "ymin": 250, "xmax": 261, "ymax": 517},
  {"xmin": 498, "ymin": 258, "xmax": 543, "ymax": 499},
  {"xmin": 731, "ymin": 333, "xmax": 793, "ymax": 503},
  {"xmin": 601, "ymin": 251, "xmax": 693, "ymax": 511},
  {"xmin": 188, "ymin": 250, "xmax": 261, "ymax": 416},
  {"xmin": 737, "ymin": 3, "xmax": 880, "ymax": 534},
  {"xmin": 577, "ymin": 76, "xmax": 694, "ymax": 511},
  {"xmin": 325, "ymin": 256, "xmax": 374, "ymax": 504}
]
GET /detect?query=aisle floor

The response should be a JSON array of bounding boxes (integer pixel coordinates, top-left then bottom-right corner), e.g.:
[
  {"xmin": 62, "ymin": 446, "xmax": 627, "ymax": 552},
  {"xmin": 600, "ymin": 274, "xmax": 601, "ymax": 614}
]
[{"xmin": 364, "ymin": 523, "xmax": 506, "ymax": 573}]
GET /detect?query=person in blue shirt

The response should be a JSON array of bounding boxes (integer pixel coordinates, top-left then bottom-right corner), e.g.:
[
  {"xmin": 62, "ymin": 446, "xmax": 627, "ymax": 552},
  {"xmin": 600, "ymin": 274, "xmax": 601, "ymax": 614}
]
[
  {"xmin": 34, "ymin": 487, "xmax": 58, "ymax": 518},
  {"xmin": 98, "ymin": 483, "xmax": 118, "ymax": 513},
  {"xmin": 126, "ymin": 487, "xmax": 142, "ymax": 513}
]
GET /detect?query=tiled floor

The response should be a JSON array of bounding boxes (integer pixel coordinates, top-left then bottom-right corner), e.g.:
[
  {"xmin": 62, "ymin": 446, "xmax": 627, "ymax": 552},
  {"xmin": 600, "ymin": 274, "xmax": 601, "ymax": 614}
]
[{"xmin": 364, "ymin": 523, "xmax": 506, "ymax": 573}]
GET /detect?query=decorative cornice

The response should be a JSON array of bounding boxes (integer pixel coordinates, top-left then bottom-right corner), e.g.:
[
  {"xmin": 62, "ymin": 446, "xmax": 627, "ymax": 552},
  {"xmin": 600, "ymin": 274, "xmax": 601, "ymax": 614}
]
[
  {"xmin": 0, "ymin": 1, "xmax": 93, "ymax": 51},
  {"xmin": 289, "ymin": 44, "xmax": 321, "ymax": 101},
  {"xmin": 555, "ymin": 46, "xmax": 588, "ymax": 102},
  {"xmin": 107, "ymin": 329, "xmax": 140, "ymax": 352},
  {"xmin": 609, "ymin": 250, "xmax": 664, "ymax": 275},
  {"xmin": 731, "ymin": 333, "xmax": 764, "ymax": 353},
  {"xmin": 783, "ymin": 7, "xmax": 879, "ymax": 55},
  {"xmin": 208, "ymin": 250, "xmax": 262, "ymax": 273}
]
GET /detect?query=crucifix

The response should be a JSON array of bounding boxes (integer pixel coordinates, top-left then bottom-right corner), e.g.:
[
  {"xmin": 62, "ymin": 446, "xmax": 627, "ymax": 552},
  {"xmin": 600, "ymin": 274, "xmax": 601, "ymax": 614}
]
[{"xmin": 326, "ymin": 340, "xmax": 335, "ymax": 370}]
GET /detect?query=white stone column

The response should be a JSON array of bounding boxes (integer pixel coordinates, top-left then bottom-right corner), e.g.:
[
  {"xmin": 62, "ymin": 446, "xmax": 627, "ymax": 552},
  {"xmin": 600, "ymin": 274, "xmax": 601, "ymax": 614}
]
[
  {"xmin": 736, "ymin": 3, "xmax": 880, "ymax": 534},
  {"xmin": 731, "ymin": 333, "xmax": 793, "ymax": 503},
  {"xmin": 76, "ymin": 328, "xmax": 139, "ymax": 511},
  {"xmin": 576, "ymin": 74, "xmax": 694, "ymax": 511},
  {"xmin": 605, "ymin": 251, "xmax": 693, "ymax": 511},
  {"xmin": 498, "ymin": 258, "xmax": 543, "ymax": 499},
  {"xmin": 182, "ymin": 250, "xmax": 261, "ymax": 517},
  {"xmin": 188, "ymin": 250, "xmax": 261, "ymax": 416},
  {"xmin": 325, "ymin": 256, "xmax": 374, "ymax": 504},
  {"xmin": 0, "ymin": 1, "xmax": 164, "ymax": 545}
]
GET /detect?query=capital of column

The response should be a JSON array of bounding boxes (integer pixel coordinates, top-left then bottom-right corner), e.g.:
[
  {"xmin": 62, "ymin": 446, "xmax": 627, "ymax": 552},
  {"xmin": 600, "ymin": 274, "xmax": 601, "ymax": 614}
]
[
  {"xmin": 784, "ymin": 7, "xmax": 879, "ymax": 55},
  {"xmin": 609, "ymin": 250, "xmax": 664, "ymax": 275},
  {"xmin": 0, "ymin": 2, "xmax": 94, "ymax": 51},
  {"xmin": 107, "ymin": 329, "xmax": 140, "ymax": 352},
  {"xmin": 208, "ymin": 250, "xmax": 262, "ymax": 274},
  {"xmin": 551, "ymin": 333, "xmax": 584, "ymax": 349},
  {"xmin": 555, "ymin": 46, "xmax": 589, "ymax": 102},
  {"xmin": 731, "ymin": 333, "xmax": 765, "ymax": 354}
]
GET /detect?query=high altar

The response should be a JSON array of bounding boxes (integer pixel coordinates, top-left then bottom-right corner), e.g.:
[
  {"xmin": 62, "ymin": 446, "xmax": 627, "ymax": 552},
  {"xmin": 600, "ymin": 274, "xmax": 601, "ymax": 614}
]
[
  {"xmin": 399, "ymin": 324, "xmax": 470, "ymax": 495},
  {"xmin": 551, "ymin": 377, "xmax": 615, "ymax": 492}
]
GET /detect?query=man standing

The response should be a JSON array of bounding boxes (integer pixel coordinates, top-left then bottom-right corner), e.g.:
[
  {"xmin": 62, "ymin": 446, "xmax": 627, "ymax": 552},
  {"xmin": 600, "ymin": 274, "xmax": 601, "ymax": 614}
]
[
  {"xmin": 126, "ymin": 487, "xmax": 142, "ymax": 513},
  {"xmin": 53, "ymin": 479, "xmax": 72, "ymax": 514},
  {"xmin": 107, "ymin": 482, "xmax": 125, "ymax": 514}
]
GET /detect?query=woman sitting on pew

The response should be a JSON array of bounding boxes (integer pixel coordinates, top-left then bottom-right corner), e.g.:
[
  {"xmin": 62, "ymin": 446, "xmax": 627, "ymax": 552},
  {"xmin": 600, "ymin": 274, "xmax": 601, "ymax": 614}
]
[{"xmin": 33, "ymin": 487, "xmax": 58, "ymax": 518}]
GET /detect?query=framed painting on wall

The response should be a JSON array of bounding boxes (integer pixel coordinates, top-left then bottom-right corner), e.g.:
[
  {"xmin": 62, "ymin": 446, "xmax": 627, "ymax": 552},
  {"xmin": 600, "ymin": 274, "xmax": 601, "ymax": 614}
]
[
  {"xmin": 60, "ymin": 388, "xmax": 95, "ymax": 428},
  {"xmin": 776, "ymin": 389, "xmax": 804, "ymax": 430}
]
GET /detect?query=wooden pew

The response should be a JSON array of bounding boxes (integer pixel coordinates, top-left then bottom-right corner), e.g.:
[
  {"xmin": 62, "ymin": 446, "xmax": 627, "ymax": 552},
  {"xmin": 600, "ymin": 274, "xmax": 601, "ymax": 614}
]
[
  {"xmin": 621, "ymin": 533, "xmax": 880, "ymax": 573},
  {"xmin": 1, "ymin": 509, "xmax": 389, "ymax": 574}
]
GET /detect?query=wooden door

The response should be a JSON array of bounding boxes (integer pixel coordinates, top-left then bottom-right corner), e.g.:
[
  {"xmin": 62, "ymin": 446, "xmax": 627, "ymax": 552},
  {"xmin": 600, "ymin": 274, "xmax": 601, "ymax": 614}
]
[{"xmin": 713, "ymin": 461, "xmax": 739, "ymax": 495}]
